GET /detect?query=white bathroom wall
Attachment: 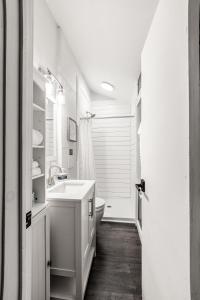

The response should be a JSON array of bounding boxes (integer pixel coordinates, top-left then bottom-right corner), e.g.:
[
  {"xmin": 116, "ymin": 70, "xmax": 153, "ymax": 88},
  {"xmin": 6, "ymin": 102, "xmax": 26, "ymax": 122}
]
[
  {"xmin": 92, "ymin": 94, "xmax": 136, "ymax": 220},
  {"xmin": 141, "ymin": 0, "xmax": 190, "ymax": 299},
  {"xmin": 33, "ymin": 0, "xmax": 91, "ymax": 178},
  {"xmin": 33, "ymin": 0, "xmax": 57, "ymax": 74},
  {"xmin": 57, "ymin": 32, "xmax": 91, "ymax": 178}
]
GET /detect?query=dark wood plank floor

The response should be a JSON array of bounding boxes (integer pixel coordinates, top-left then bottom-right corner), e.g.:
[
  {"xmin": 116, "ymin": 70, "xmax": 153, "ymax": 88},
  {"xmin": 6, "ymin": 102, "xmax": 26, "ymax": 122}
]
[{"xmin": 84, "ymin": 222, "xmax": 142, "ymax": 300}]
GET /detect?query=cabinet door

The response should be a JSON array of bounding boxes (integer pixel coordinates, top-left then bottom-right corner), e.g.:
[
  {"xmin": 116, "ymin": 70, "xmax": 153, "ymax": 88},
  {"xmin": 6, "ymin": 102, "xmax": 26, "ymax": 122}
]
[
  {"xmin": 49, "ymin": 203, "xmax": 76, "ymax": 274},
  {"xmin": 32, "ymin": 209, "xmax": 50, "ymax": 300}
]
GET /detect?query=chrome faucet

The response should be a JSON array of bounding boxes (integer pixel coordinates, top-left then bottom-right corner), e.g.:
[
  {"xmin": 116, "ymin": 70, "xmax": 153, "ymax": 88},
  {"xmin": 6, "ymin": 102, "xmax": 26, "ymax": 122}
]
[{"xmin": 48, "ymin": 165, "xmax": 62, "ymax": 187}]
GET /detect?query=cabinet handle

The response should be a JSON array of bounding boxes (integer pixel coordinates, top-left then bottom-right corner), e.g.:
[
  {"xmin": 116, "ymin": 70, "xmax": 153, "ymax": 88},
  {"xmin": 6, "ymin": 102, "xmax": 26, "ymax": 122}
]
[{"xmin": 88, "ymin": 198, "xmax": 94, "ymax": 217}]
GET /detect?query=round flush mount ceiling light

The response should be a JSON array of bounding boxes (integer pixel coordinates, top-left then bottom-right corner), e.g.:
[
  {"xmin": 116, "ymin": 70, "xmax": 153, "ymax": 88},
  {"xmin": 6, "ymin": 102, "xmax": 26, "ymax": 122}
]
[{"xmin": 101, "ymin": 81, "xmax": 115, "ymax": 92}]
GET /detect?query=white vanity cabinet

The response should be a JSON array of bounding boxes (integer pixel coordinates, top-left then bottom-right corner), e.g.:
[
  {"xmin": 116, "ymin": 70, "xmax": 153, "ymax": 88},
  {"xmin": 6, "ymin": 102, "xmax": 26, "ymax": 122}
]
[
  {"xmin": 47, "ymin": 181, "xmax": 96, "ymax": 300},
  {"xmin": 32, "ymin": 207, "xmax": 50, "ymax": 300}
]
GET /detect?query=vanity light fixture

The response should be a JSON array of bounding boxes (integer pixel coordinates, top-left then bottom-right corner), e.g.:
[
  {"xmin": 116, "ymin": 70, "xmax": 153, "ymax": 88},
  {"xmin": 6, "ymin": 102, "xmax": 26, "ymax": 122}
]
[
  {"xmin": 56, "ymin": 87, "xmax": 65, "ymax": 105},
  {"xmin": 101, "ymin": 81, "xmax": 115, "ymax": 92},
  {"xmin": 38, "ymin": 66, "xmax": 65, "ymax": 104},
  {"xmin": 46, "ymin": 68, "xmax": 65, "ymax": 104},
  {"xmin": 45, "ymin": 80, "xmax": 54, "ymax": 102}
]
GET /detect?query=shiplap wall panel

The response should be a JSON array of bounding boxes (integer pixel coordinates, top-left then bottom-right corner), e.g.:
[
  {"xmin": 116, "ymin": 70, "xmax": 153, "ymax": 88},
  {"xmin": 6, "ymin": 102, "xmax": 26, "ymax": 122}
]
[
  {"xmin": 92, "ymin": 100, "xmax": 136, "ymax": 220},
  {"xmin": 46, "ymin": 100, "xmax": 57, "ymax": 159}
]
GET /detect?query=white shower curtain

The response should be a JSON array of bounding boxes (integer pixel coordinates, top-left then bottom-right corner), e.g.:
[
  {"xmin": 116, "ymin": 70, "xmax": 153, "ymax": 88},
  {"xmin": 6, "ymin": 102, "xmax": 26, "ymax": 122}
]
[{"xmin": 78, "ymin": 119, "xmax": 96, "ymax": 180}]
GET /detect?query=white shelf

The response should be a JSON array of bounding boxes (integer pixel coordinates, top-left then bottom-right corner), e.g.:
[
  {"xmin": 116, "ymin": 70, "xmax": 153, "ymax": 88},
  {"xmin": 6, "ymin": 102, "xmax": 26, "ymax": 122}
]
[
  {"xmin": 32, "ymin": 173, "xmax": 45, "ymax": 180},
  {"xmin": 33, "ymin": 103, "xmax": 45, "ymax": 112},
  {"xmin": 51, "ymin": 276, "xmax": 75, "ymax": 300},
  {"xmin": 32, "ymin": 145, "xmax": 45, "ymax": 149}
]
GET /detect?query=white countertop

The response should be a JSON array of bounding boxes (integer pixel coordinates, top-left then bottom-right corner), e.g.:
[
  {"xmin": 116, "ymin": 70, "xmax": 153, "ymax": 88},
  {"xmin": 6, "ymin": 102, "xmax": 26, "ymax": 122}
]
[{"xmin": 47, "ymin": 180, "xmax": 95, "ymax": 201}]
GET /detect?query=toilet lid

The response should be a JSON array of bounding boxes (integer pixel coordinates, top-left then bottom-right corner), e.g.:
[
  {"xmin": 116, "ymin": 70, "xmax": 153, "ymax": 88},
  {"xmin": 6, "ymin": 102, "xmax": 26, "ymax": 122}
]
[{"xmin": 95, "ymin": 197, "xmax": 105, "ymax": 209}]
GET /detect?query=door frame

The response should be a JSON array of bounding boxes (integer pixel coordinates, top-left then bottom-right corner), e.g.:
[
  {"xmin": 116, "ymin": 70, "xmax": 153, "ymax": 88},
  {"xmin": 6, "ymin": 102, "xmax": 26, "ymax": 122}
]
[
  {"xmin": 21, "ymin": 0, "xmax": 33, "ymax": 299},
  {"xmin": 0, "ymin": 1, "xmax": 33, "ymax": 299},
  {"xmin": 189, "ymin": 0, "xmax": 200, "ymax": 299},
  {"xmin": 0, "ymin": 1, "xmax": 25, "ymax": 299}
]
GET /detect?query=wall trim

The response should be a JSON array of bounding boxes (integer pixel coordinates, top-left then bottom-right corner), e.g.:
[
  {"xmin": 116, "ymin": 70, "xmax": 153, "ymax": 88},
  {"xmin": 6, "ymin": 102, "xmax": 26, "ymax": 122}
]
[
  {"xmin": 189, "ymin": 0, "xmax": 200, "ymax": 299},
  {"xmin": 102, "ymin": 217, "xmax": 136, "ymax": 224}
]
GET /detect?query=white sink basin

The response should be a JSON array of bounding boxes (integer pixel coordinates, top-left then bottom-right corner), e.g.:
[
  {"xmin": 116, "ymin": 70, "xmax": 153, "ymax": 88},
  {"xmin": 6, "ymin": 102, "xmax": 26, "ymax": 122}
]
[
  {"xmin": 47, "ymin": 180, "xmax": 95, "ymax": 201},
  {"xmin": 48, "ymin": 182, "xmax": 85, "ymax": 194}
]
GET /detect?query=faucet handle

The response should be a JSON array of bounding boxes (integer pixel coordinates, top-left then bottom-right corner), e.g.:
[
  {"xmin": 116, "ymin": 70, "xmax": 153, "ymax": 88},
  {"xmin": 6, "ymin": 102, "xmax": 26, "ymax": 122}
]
[{"xmin": 56, "ymin": 172, "xmax": 68, "ymax": 181}]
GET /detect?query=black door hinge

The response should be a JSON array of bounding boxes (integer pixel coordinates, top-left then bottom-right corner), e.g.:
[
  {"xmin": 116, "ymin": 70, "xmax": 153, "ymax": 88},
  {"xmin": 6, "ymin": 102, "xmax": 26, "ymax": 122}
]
[
  {"xmin": 135, "ymin": 179, "xmax": 145, "ymax": 193},
  {"xmin": 47, "ymin": 260, "xmax": 52, "ymax": 267},
  {"xmin": 26, "ymin": 211, "xmax": 32, "ymax": 229}
]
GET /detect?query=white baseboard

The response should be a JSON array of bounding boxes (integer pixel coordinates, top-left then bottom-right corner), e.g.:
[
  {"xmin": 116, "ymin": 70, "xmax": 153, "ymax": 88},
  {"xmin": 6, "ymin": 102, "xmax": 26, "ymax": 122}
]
[{"xmin": 102, "ymin": 217, "xmax": 137, "ymax": 224}]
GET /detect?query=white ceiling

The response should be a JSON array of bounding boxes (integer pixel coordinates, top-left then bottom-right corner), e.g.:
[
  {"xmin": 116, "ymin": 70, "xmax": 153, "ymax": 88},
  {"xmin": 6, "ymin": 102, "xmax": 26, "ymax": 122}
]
[{"xmin": 46, "ymin": 0, "xmax": 158, "ymax": 102}]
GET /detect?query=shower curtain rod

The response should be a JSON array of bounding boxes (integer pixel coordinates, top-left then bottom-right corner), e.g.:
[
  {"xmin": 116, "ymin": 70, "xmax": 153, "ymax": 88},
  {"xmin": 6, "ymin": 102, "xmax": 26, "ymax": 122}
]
[{"xmin": 80, "ymin": 115, "xmax": 135, "ymax": 120}]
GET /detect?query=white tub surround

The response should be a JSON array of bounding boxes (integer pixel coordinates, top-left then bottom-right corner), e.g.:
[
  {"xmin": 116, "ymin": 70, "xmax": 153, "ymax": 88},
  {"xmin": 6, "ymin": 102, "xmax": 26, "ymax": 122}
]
[
  {"xmin": 47, "ymin": 180, "xmax": 96, "ymax": 300},
  {"xmin": 92, "ymin": 97, "xmax": 136, "ymax": 221}
]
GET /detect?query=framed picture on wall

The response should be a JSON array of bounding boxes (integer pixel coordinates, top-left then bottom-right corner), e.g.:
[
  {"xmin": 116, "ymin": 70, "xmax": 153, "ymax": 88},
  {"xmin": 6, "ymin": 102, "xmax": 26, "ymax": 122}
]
[{"xmin": 68, "ymin": 117, "xmax": 77, "ymax": 142}]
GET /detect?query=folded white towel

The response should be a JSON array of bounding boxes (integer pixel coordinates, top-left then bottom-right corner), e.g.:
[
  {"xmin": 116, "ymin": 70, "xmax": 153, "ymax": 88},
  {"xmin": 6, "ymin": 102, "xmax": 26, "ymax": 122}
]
[
  {"xmin": 32, "ymin": 161, "xmax": 39, "ymax": 169},
  {"xmin": 32, "ymin": 129, "xmax": 43, "ymax": 146},
  {"xmin": 32, "ymin": 167, "xmax": 42, "ymax": 177}
]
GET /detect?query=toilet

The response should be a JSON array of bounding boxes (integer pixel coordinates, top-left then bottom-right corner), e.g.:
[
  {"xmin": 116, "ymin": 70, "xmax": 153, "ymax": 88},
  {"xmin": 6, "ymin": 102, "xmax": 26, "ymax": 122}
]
[{"xmin": 95, "ymin": 197, "xmax": 106, "ymax": 225}]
